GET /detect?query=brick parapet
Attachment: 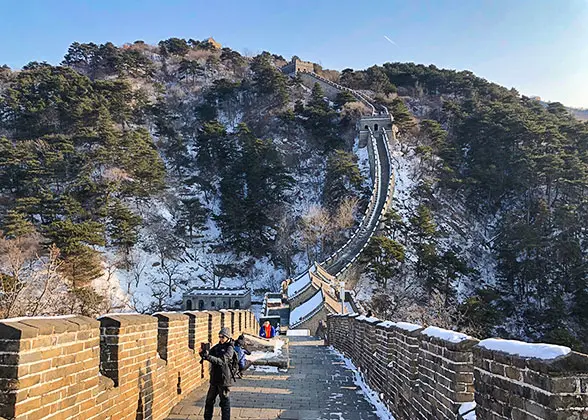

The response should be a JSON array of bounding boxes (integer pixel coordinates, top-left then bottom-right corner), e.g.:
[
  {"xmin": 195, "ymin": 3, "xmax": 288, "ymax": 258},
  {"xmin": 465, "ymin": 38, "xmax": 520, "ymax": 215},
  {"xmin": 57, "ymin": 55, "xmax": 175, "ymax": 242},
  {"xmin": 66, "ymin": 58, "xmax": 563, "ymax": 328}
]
[
  {"xmin": 0, "ymin": 310, "xmax": 258, "ymax": 420},
  {"xmin": 327, "ymin": 315, "xmax": 588, "ymax": 420},
  {"xmin": 473, "ymin": 347, "xmax": 588, "ymax": 419}
]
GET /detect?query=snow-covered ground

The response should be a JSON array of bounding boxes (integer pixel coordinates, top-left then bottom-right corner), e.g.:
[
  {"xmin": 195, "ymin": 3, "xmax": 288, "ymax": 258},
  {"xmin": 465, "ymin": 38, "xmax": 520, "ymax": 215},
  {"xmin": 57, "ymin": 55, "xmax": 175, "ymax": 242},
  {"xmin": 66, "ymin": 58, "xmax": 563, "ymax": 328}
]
[{"xmin": 328, "ymin": 347, "xmax": 395, "ymax": 420}]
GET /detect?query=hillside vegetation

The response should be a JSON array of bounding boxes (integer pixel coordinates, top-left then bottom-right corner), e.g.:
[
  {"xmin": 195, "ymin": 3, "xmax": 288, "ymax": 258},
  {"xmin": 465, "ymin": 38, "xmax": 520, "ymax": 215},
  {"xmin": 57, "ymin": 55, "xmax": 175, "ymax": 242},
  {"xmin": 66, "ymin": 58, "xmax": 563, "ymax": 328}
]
[
  {"xmin": 0, "ymin": 40, "xmax": 586, "ymax": 351},
  {"xmin": 340, "ymin": 63, "xmax": 588, "ymax": 350},
  {"xmin": 0, "ymin": 39, "xmax": 364, "ymax": 317}
]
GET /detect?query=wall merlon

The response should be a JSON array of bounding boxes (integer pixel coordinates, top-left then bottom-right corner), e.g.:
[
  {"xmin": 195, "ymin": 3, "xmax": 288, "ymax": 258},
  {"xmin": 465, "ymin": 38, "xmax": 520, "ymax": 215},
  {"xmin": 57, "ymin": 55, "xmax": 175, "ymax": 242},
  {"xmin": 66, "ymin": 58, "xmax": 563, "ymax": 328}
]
[
  {"xmin": 0, "ymin": 309, "xmax": 259, "ymax": 420},
  {"xmin": 328, "ymin": 315, "xmax": 588, "ymax": 419}
]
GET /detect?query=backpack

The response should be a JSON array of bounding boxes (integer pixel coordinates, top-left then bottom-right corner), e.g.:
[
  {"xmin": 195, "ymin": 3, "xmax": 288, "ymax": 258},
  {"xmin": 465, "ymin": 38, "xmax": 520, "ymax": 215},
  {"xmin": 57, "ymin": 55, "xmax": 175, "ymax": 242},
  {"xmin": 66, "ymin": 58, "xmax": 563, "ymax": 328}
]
[{"xmin": 229, "ymin": 345, "xmax": 240, "ymax": 381}]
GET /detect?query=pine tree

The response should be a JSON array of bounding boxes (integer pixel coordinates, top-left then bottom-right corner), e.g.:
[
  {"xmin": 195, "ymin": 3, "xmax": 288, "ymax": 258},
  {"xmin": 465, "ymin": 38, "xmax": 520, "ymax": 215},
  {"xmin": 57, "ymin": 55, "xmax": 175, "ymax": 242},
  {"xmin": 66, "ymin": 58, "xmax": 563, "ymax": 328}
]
[
  {"xmin": 323, "ymin": 150, "xmax": 363, "ymax": 209},
  {"xmin": 361, "ymin": 236, "xmax": 405, "ymax": 289},
  {"xmin": 2, "ymin": 210, "xmax": 35, "ymax": 238}
]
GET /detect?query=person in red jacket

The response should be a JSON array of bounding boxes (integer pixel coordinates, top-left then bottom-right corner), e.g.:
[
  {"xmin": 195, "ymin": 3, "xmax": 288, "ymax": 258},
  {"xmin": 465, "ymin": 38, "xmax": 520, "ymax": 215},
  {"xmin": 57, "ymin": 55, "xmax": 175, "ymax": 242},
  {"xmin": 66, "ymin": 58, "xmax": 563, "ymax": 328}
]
[{"xmin": 259, "ymin": 320, "xmax": 276, "ymax": 338}]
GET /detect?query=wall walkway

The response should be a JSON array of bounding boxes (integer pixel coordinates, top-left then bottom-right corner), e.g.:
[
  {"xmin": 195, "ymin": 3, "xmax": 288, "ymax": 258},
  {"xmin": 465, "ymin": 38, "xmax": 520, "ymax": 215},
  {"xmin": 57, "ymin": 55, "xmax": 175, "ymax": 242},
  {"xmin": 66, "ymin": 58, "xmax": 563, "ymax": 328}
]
[
  {"xmin": 166, "ymin": 337, "xmax": 383, "ymax": 420},
  {"xmin": 283, "ymin": 71, "xmax": 395, "ymax": 326}
]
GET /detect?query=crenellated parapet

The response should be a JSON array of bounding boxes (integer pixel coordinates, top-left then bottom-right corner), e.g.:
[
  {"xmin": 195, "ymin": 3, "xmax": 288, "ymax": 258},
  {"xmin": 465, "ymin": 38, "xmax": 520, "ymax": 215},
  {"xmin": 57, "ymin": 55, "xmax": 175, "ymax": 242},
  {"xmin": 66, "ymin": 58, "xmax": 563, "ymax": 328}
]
[
  {"xmin": 327, "ymin": 314, "xmax": 588, "ymax": 420},
  {"xmin": 0, "ymin": 310, "xmax": 259, "ymax": 420}
]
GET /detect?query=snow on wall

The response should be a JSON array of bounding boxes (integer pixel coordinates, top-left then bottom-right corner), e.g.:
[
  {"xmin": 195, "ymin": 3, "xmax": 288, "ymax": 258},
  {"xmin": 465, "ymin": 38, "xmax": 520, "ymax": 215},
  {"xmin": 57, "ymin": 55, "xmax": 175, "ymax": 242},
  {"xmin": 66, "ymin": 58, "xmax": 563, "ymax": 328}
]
[
  {"xmin": 478, "ymin": 338, "xmax": 571, "ymax": 360},
  {"xmin": 287, "ymin": 271, "xmax": 311, "ymax": 298},
  {"xmin": 376, "ymin": 321, "xmax": 422, "ymax": 332},
  {"xmin": 289, "ymin": 289, "xmax": 323, "ymax": 326},
  {"xmin": 422, "ymin": 326, "xmax": 472, "ymax": 343}
]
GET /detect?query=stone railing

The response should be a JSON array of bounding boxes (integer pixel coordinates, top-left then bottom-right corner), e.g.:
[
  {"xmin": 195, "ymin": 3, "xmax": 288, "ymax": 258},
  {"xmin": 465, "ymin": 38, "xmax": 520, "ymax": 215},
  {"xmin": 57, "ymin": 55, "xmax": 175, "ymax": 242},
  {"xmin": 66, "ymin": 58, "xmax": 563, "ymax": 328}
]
[
  {"xmin": 0, "ymin": 310, "xmax": 259, "ymax": 420},
  {"xmin": 327, "ymin": 314, "xmax": 588, "ymax": 420}
]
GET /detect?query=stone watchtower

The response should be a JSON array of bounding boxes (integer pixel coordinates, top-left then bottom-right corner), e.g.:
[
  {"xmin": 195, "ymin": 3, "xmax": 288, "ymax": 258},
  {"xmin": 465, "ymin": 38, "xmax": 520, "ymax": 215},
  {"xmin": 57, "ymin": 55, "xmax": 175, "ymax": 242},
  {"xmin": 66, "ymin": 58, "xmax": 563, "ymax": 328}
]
[
  {"xmin": 281, "ymin": 58, "xmax": 315, "ymax": 76},
  {"xmin": 359, "ymin": 114, "xmax": 395, "ymax": 145}
]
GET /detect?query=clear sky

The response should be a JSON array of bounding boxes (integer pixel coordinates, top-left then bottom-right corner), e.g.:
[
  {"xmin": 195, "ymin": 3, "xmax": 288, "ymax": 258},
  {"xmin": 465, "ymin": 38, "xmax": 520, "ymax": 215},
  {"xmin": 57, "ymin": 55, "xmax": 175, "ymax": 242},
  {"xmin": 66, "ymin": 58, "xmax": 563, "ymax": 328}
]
[{"xmin": 3, "ymin": 0, "xmax": 588, "ymax": 107}]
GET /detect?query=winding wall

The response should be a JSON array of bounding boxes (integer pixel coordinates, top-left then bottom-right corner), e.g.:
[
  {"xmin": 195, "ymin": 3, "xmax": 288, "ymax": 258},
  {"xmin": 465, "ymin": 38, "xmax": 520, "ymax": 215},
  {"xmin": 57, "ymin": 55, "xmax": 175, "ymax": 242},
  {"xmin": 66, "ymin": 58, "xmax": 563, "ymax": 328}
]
[{"xmin": 285, "ymin": 70, "xmax": 395, "ymax": 327}]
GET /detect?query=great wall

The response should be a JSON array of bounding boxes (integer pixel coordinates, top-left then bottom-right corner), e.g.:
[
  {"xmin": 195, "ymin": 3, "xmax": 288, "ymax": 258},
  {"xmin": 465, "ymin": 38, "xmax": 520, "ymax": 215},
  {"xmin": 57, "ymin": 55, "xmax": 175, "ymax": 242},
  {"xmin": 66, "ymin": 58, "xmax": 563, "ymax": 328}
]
[
  {"xmin": 269, "ymin": 60, "xmax": 397, "ymax": 334},
  {"xmin": 0, "ymin": 59, "xmax": 587, "ymax": 420},
  {"xmin": 0, "ymin": 311, "xmax": 259, "ymax": 420},
  {"xmin": 327, "ymin": 314, "xmax": 588, "ymax": 420}
]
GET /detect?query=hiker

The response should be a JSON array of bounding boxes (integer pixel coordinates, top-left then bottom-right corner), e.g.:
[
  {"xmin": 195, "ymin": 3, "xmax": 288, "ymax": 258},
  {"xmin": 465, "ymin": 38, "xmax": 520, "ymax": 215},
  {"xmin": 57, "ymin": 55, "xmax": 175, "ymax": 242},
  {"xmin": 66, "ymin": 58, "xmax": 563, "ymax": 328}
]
[
  {"xmin": 316, "ymin": 319, "xmax": 327, "ymax": 340},
  {"xmin": 234, "ymin": 334, "xmax": 252, "ymax": 375},
  {"xmin": 259, "ymin": 320, "xmax": 276, "ymax": 338},
  {"xmin": 366, "ymin": 310, "xmax": 373, "ymax": 318},
  {"xmin": 200, "ymin": 328, "xmax": 235, "ymax": 420},
  {"xmin": 281, "ymin": 279, "xmax": 289, "ymax": 296}
]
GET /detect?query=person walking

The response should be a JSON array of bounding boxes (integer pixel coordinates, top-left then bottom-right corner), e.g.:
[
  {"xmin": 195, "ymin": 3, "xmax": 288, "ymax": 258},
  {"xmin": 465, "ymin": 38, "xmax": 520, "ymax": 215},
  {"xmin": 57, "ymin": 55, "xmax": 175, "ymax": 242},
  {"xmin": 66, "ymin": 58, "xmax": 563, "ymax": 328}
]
[
  {"xmin": 200, "ymin": 328, "xmax": 235, "ymax": 420},
  {"xmin": 259, "ymin": 320, "xmax": 276, "ymax": 338},
  {"xmin": 234, "ymin": 334, "xmax": 252, "ymax": 375}
]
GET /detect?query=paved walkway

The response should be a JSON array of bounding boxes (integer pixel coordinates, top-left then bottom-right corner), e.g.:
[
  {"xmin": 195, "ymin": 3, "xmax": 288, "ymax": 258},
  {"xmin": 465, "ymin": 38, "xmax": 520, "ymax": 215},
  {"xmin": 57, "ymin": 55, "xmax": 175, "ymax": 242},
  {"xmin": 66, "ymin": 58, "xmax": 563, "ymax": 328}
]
[{"xmin": 166, "ymin": 337, "xmax": 382, "ymax": 420}]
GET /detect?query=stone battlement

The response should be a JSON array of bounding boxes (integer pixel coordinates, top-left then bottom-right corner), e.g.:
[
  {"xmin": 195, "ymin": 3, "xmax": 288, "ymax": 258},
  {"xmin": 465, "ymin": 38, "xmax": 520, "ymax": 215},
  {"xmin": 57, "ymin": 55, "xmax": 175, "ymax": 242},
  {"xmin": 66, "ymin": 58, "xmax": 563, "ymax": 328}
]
[
  {"xmin": 327, "ymin": 314, "xmax": 588, "ymax": 420},
  {"xmin": 0, "ymin": 310, "xmax": 259, "ymax": 420}
]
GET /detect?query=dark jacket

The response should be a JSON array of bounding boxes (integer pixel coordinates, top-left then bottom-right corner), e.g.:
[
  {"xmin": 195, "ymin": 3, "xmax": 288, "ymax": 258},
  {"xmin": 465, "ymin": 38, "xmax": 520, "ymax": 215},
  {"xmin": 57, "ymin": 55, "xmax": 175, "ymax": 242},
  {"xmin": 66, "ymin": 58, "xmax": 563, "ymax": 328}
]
[{"xmin": 206, "ymin": 340, "xmax": 235, "ymax": 386}]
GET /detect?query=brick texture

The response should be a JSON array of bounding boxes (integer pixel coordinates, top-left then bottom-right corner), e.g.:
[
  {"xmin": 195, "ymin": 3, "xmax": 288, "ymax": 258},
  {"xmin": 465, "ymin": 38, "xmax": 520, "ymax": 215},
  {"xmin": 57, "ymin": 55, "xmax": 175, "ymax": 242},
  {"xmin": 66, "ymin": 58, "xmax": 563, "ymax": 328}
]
[
  {"xmin": 327, "ymin": 315, "xmax": 588, "ymax": 420},
  {"xmin": 0, "ymin": 310, "xmax": 259, "ymax": 420}
]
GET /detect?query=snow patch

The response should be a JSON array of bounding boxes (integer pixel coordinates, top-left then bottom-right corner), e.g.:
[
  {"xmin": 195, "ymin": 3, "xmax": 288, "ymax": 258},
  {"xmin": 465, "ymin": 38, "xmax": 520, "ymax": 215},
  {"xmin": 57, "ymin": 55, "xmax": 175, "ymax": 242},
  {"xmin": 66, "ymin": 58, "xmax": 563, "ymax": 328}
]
[
  {"xmin": 286, "ymin": 329, "xmax": 309, "ymax": 336},
  {"xmin": 289, "ymin": 289, "xmax": 323, "ymax": 326},
  {"xmin": 422, "ymin": 326, "xmax": 472, "ymax": 343},
  {"xmin": 459, "ymin": 401, "xmax": 477, "ymax": 420},
  {"xmin": 287, "ymin": 272, "xmax": 311, "ymax": 298},
  {"xmin": 250, "ymin": 365, "xmax": 279, "ymax": 373},
  {"xmin": 478, "ymin": 338, "xmax": 571, "ymax": 360},
  {"xmin": 3, "ymin": 315, "xmax": 79, "ymax": 323},
  {"xmin": 364, "ymin": 316, "xmax": 380, "ymax": 324},
  {"xmin": 377, "ymin": 321, "xmax": 422, "ymax": 332},
  {"xmin": 329, "ymin": 347, "xmax": 396, "ymax": 420}
]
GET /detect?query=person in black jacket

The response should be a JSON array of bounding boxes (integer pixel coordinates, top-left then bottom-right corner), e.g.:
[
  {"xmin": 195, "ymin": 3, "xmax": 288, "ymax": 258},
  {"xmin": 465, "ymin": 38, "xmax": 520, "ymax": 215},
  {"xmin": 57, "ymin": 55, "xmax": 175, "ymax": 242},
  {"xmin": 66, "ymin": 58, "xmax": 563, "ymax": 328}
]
[{"xmin": 200, "ymin": 327, "xmax": 235, "ymax": 420}]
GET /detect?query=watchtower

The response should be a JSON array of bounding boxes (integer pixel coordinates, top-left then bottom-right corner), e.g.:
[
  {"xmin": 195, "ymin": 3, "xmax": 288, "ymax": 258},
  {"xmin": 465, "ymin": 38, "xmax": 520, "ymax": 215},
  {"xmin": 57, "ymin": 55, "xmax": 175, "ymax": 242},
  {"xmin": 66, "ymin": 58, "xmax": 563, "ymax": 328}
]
[{"xmin": 359, "ymin": 114, "xmax": 394, "ymax": 145}]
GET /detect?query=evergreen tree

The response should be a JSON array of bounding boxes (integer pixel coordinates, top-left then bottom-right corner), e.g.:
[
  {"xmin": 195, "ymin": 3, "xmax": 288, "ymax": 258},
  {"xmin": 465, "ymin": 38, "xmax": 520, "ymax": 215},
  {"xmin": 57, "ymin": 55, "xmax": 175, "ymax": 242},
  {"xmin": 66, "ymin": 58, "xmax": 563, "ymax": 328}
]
[
  {"xmin": 361, "ymin": 236, "xmax": 405, "ymax": 289},
  {"xmin": 323, "ymin": 150, "xmax": 363, "ymax": 209},
  {"xmin": 107, "ymin": 201, "xmax": 142, "ymax": 255}
]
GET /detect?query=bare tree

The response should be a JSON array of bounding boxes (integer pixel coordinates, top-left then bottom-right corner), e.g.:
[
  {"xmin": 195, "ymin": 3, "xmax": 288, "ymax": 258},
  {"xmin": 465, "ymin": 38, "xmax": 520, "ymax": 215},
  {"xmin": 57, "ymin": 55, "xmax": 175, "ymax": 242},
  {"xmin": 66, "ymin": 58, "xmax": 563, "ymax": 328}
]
[
  {"xmin": 195, "ymin": 248, "xmax": 239, "ymax": 288},
  {"xmin": 148, "ymin": 222, "xmax": 186, "ymax": 298},
  {"xmin": 0, "ymin": 234, "xmax": 71, "ymax": 318},
  {"xmin": 301, "ymin": 205, "xmax": 331, "ymax": 263},
  {"xmin": 331, "ymin": 196, "xmax": 359, "ymax": 247}
]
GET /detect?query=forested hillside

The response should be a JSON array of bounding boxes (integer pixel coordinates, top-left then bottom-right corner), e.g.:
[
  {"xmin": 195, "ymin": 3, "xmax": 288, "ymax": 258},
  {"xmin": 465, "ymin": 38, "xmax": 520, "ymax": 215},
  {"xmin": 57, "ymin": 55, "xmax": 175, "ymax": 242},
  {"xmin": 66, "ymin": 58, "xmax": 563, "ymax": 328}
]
[
  {"xmin": 0, "ymin": 40, "xmax": 586, "ymax": 351},
  {"xmin": 0, "ymin": 39, "xmax": 365, "ymax": 317},
  {"xmin": 338, "ymin": 63, "xmax": 588, "ymax": 351}
]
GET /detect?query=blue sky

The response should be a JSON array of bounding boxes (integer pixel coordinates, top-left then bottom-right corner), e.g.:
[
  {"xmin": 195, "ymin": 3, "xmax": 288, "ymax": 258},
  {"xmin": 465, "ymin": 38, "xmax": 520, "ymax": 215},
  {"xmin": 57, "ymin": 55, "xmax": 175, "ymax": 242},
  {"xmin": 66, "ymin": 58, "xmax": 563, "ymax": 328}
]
[{"xmin": 3, "ymin": 0, "xmax": 588, "ymax": 107}]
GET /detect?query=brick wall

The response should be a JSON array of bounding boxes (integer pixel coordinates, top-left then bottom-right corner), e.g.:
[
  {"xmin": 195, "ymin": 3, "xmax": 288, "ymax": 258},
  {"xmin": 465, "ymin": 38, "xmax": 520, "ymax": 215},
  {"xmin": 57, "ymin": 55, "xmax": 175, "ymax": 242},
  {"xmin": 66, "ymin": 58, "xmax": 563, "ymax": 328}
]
[
  {"xmin": 327, "ymin": 314, "xmax": 588, "ymax": 420},
  {"xmin": 0, "ymin": 310, "xmax": 259, "ymax": 420},
  {"xmin": 474, "ymin": 346, "xmax": 588, "ymax": 419}
]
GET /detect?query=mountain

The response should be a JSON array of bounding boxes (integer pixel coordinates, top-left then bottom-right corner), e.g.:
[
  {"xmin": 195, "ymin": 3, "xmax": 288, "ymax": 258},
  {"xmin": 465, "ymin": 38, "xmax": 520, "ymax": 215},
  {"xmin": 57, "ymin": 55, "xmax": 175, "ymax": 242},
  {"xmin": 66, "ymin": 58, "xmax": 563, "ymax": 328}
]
[{"xmin": 0, "ymin": 39, "xmax": 586, "ymax": 351}]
